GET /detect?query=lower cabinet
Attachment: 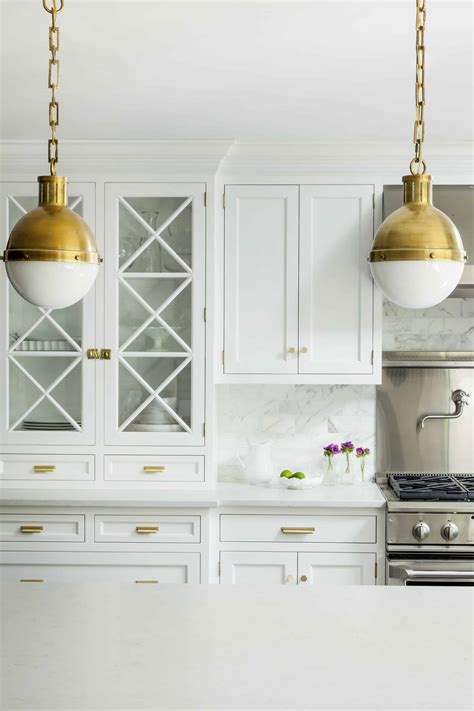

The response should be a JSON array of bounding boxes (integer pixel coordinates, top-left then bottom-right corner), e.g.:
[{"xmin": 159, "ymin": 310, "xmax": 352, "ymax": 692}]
[
  {"xmin": 220, "ymin": 551, "xmax": 376, "ymax": 585},
  {"xmin": 0, "ymin": 552, "xmax": 201, "ymax": 585}
]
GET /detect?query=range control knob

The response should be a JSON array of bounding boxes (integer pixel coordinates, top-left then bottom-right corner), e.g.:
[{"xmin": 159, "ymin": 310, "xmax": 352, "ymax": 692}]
[
  {"xmin": 441, "ymin": 522, "xmax": 459, "ymax": 541},
  {"xmin": 413, "ymin": 521, "xmax": 430, "ymax": 541}
]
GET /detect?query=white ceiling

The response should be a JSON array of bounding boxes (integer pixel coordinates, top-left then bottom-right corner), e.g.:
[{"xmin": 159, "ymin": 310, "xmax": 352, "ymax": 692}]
[{"xmin": 0, "ymin": 0, "xmax": 472, "ymax": 142}]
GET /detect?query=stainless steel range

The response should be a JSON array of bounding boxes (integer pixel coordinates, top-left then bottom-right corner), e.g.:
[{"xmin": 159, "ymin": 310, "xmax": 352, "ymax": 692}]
[{"xmin": 376, "ymin": 352, "xmax": 474, "ymax": 586}]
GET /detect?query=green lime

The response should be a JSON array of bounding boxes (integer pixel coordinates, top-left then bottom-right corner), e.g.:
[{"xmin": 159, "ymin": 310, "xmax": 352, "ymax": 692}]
[
  {"xmin": 291, "ymin": 471, "xmax": 306, "ymax": 479},
  {"xmin": 280, "ymin": 469, "xmax": 293, "ymax": 478}
]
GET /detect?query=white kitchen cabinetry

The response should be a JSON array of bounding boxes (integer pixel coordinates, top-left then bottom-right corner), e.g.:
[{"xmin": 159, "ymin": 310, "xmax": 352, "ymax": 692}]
[
  {"xmin": 0, "ymin": 552, "xmax": 200, "ymax": 584},
  {"xmin": 0, "ymin": 183, "xmax": 97, "ymax": 446},
  {"xmin": 220, "ymin": 551, "xmax": 297, "ymax": 584},
  {"xmin": 104, "ymin": 183, "xmax": 206, "ymax": 447},
  {"xmin": 223, "ymin": 185, "xmax": 299, "ymax": 375},
  {"xmin": 220, "ymin": 551, "xmax": 375, "ymax": 585},
  {"xmin": 298, "ymin": 552, "xmax": 375, "ymax": 585},
  {"xmin": 223, "ymin": 183, "xmax": 379, "ymax": 382}
]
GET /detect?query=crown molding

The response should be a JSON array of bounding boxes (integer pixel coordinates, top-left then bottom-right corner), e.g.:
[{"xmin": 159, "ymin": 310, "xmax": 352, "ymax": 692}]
[
  {"xmin": 220, "ymin": 141, "xmax": 474, "ymax": 180},
  {"xmin": 0, "ymin": 140, "xmax": 235, "ymax": 178},
  {"xmin": 1, "ymin": 139, "xmax": 472, "ymax": 181}
]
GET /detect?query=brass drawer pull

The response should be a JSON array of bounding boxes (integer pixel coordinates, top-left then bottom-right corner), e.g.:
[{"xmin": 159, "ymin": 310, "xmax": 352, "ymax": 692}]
[
  {"xmin": 135, "ymin": 580, "xmax": 159, "ymax": 584},
  {"xmin": 143, "ymin": 466, "xmax": 165, "ymax": 473},
  {"xmin": 135, "ymin": 526, "xmax": 159, "ymax": 534},
  {"xmin": 280, "ymin": 527, "xmax": 315, "ymax": 534},
  {"xmin": 20, "ymin": 525, "xmax": 44, "ymax": 534},
  {"xmin": 34, "ymin": 465, "xmax": 56, "ymax": 473},
  {"xmin": 20, "ymin": 579, "xmax": 44, "ymax": 583}
]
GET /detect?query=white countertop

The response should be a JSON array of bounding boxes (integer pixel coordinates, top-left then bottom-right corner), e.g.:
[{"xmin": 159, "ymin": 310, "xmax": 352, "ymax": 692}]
[
  {"xmin": 1, "ymin": 584, "xmax": 472, "ymax": 711},
  {"xmin": 0, "ymin": 482, "xmax": 386, "ymax": 508}
]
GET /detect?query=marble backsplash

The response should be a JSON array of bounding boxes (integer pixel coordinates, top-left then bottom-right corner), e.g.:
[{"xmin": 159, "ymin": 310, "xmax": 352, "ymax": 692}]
[
  {"xmin": 217, "ymin": 385, "xmax": 376, "ymax": 483},
  {"xmin": 383, "ymin": 298, "xmax": 474, "ymax": 352},
  {"xmin": 217, "ymin": 297, "xmax": 473, "ymax": 482}
]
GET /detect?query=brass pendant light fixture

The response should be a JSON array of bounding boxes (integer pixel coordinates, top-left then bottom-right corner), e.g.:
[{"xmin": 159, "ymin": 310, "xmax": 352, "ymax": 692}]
[
  {"xmin": 369, "ymin": 0, "xmax": 467, "ymax": 309},
  {"xmin": 2, "ymin": 0, "xmax": 101, "ymax": 310}
]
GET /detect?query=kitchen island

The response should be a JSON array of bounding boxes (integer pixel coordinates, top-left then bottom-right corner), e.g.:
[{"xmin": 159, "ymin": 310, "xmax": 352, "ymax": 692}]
[{"xmin": 1, "ymin": 584, "xmax": 472, "ymax": 710}]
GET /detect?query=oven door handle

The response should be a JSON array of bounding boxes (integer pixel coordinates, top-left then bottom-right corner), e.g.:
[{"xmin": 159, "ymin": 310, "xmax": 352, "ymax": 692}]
[{"xmin": 390, "ymin": 565, "xmax": 474, "ymax": 583}]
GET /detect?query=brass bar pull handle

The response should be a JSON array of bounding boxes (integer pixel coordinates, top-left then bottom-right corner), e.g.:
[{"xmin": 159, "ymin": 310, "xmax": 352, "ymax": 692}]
[
  {"xmin": 143, "ymin": 466, "xmax": 165, "ymax": 473},
  {"xmin": 135, "ymin": 526, "xmax": 159, "ymax": 534},
  {"xmin": 280, "ymin": 527, "xmax": 315, "ymax": 534},
  {"xmin": 34, "ymin": 465, "xmax": 56, "ymax": 473},
  {"xmin": 135, "ymin": 580, "xmax": 159, "ymax": 584},
  {"xmin": 20, "ymin": 525, "xmax": 44, "ymax": 534},
  {"xmin": 20, "ymin": 579, "xmax": 44, "ymax": 583}
]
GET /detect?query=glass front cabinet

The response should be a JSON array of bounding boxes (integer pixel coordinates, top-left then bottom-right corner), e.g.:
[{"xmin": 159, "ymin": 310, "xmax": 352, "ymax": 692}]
[
  {"xmin": 0, "ymin": 182, "xmax": 96, "ymax": 446},
  {"xmin": 1, "ymin": 182, "xmax": 206, "ymax": 450}
]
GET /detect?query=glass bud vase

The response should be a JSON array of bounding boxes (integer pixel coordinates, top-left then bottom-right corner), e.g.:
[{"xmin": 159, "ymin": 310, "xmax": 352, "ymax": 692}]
[
  {"xmin": 322, "ymin": 455, "xmax": 338, "ymax": 486},
  {"xmin": 342, "ymin": 452, "xmax": 354, "ymax": 485}
]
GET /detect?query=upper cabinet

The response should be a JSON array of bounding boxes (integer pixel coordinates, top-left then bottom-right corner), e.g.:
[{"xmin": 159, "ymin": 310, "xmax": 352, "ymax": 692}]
[
  {"xmin": 104, "ymin": 183, "xmax": 206, "ymax": 446},
  {"xmin": 223, "ymin": 183, "xmax": 380, "ymax": 383},
  {"xmin": 0, "ymin": 182, "xmax": 97, "ymax": 445}
]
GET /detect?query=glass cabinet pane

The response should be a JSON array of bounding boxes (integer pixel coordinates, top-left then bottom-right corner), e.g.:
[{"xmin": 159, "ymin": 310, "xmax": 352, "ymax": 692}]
[
  {"xmin": 106, "ymin": 185, "xmax": 205, "ymax": 445},
  {"xmin": 1, "ymin": 186, "xmax": 95, "ymax": 443}
]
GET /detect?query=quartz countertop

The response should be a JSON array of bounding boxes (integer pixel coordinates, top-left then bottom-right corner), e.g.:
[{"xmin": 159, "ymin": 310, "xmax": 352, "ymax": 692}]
[
  {"xmin": 0, "ymin": 482, "xmax": 385, "ymax": 508},
  {"xmin": 1, "ymin": 583, "xmax": 472, "ymax": 711}
]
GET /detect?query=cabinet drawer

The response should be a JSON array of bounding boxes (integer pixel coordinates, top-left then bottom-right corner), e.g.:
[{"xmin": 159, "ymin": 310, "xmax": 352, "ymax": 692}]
[
  {"xmin": 94, "ymin": 515, "xmax": 201, "ymax": 544},
  {"xmin": 0, "ymin": 514, "xmax": 85, "ymax": 543},
  {"xmin": 104, "ymin": 456, "xmax": 204, "ymax": 483},
  {"xmin": 0, "ymin": 455, "xmax": 94, "ymax": 482},
  {"xmin": 0, "ymin": 552, "xmax": 200, "ymax": 584},
  {"xmin": 220, "ymin": 514, "xmax": 376, "ymax": 544}
]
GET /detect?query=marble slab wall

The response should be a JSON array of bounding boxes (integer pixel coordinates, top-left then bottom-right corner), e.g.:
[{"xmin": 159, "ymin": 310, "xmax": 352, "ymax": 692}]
[
  {"xmin": 217, "ymin": 385, "xmax": 376, "ymax": 482},
  {"xmin": 383, "ymin": 298, "xmax": 474, "ymax": 352}
]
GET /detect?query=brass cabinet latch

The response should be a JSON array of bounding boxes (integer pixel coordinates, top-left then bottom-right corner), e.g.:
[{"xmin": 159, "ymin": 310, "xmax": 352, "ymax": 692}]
[{"xmin": 87, "ymin": 348, "xmax": 111, "ymax": 360}]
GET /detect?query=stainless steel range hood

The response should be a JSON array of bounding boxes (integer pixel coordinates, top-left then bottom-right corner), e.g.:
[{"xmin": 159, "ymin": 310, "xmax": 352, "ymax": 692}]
[{"xmin": 383, "ymin": 185, "xmax": 474, "ymax": 297}]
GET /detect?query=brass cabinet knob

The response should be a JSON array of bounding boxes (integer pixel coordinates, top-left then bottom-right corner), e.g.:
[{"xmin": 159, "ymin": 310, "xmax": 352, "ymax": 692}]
[
  {"xmin": 86, "ymin": 348, "xmax": 100, "ymax": 360},
  {"xmin": 288, "ymin": 347, "xmax": 296, "ymax": 354},
  {"xmin": 300, "ymin": 346, "xmax": 308, "ymax": 354},
  {"xmin": 286, "ymin": 574, "xmax": 295, "ymax": 583},
  {"xmin": 100, "ymin": 348, "xmax": 112, "ymax": 360},
  {"xmin": 300, "ymin": 575, "xmax": 308, "ymax": 583}
]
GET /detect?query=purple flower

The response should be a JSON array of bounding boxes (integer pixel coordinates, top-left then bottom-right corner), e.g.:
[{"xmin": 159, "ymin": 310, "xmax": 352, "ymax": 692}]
[
  {"xmin": 341, "ymin": 441, "xmax": 354, "ymax": 453},
  {"xmin": 356, "ymin": 447, "xmax": 370, "ymax": 458},
  {"xmin": 323, "ymin": 443, "xmax": 340, "ymax": 456}
]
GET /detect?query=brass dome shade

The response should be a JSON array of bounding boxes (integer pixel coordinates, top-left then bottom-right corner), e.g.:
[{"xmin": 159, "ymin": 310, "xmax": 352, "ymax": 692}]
[
  {"xmin": 4, "ymin": 176, "xmax": 100, "ymax": 265},
  {"xmin": 369, "ymin": 175, "xmax": 466, "ymax": 264}
]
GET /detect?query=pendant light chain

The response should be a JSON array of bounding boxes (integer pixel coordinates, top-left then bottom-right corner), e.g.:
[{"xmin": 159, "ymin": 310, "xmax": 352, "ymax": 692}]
[
  {"xmin": 43, "ymin": 0, "xmax": 64, "ymax": 176},
  {"xmin": 410, "ymin": 0, "xmax": 427, "ymax": 176}
]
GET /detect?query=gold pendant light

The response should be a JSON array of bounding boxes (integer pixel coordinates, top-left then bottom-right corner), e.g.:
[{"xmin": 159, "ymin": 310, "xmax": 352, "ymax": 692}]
[
  {"xmin": 2, "ymin": 0, "xmax": 101, "ymax": 310},
  {"xmin": 369, "ymin": 0, "xmax": 466, "ymax": 309}
]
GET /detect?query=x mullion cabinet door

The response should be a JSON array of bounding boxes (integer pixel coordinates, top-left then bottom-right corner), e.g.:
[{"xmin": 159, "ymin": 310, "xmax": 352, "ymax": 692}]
[
  {"xmin": 299, "ymin": 185, "xmax": 374, "ymax": 375},
  {"xmin": 298, "ymin": 552, "xmax": 376, "ymax": 585},
  {"xmin": 220, "ymin": 551, "xmax": 297, "ymax": 584},
  {"xmin": 104, "ymin": 183, "xmax": 206, "ymax": 446},
  {"xmin": 0, "ymin": 182, "xmax": 96, "ymax": 445},
  {"xmin": 224, "ymin": 185, "xmax": 299, "ymax": 374}
]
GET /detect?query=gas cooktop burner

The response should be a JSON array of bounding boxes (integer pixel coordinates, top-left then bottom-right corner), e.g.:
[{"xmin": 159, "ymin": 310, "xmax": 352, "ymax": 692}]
[{"xmin": 389, "ymin": 474, "xmax": 474, "ymax": 502}]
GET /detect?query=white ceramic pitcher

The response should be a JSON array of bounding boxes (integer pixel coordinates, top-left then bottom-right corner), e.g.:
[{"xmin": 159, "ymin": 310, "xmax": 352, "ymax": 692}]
[{"xmin": 238, "ymin": 441, "xmax": 273, "ymax": 485}]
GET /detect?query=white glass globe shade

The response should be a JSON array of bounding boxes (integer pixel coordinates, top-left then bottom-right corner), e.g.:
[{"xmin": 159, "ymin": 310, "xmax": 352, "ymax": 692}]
[
  {"xmin": 370, "ymin": 260, "xmax": 464, "ymax": 309},
  {"xmin": 6, "ymin": 260, "xmax": 99, "ymax": 310}
]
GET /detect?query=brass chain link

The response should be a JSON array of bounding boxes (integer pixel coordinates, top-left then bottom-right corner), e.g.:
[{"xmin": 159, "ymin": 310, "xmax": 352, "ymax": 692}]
[
  {"xmin": 42, "ymin": 0, "xmax": 64, "ymax": 176},
  {"xmin": 410, "ymin": 0, "xmax": 427, "ymax": 175}
]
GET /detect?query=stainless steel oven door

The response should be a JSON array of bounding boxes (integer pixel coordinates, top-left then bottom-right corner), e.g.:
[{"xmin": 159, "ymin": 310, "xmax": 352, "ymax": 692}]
[{"xmin": 388, "ymin": 559, "xmax": 474, "ymax": 586}]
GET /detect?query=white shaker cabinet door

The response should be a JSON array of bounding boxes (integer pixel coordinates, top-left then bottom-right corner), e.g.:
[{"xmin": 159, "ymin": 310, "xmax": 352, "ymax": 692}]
[
  {"xmin": 224, "ymin": 185, "xmax": 299, "ymax": 374},
  {"xmin": 299, "ymin": 185, "xmax": 374, "ymax": 374},
  {"xmin": 220, "ymin": 551, "xmax": 297, "ymax": 585},
  {"xmin": 298, "ymin": 552, "xmax": 376, "ymax": 585}
]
